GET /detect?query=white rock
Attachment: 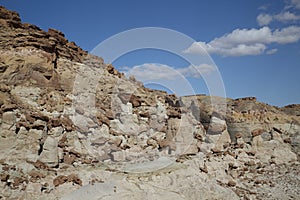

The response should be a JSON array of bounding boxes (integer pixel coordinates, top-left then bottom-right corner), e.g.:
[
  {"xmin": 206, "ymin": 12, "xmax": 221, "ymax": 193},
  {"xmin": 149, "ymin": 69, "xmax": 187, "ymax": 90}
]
[
  {"xmin": 49, "ymin": 127, "xmax": 64, "ymax": 137},
  {"xmin": 11, "ymin": 86, "xmax": 41, "ymax": 107},
  {"xmin": 39, "ymin": 136, "xmax": 58, "ymax": 167},
  {"xmin": 111, "ymin": 151, "xmax": 126, "ymax": 162},
  {"xmin": 120, "ymin": 102, "xmax": 132, "ymax": 114},
  {"xmin": 207, "ymin": 116, "xmax": 227, "ymax": 134},
  {"xmin": 2, "ymin": 111, "xmax": 16, "ymax": 125},
  {"xmin": 252, "ymin": 136, "xmax": 297, "ymax": 164},
  {"xmin": 28, "ymin": 129, "xmax": 43, "ymax": 140}
]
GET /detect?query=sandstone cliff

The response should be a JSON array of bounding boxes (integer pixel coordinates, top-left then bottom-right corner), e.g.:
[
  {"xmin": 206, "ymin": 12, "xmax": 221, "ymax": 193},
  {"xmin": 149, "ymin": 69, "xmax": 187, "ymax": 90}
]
[{"xmin": 0, "ymin": 7, "xmax": 299, "ymax": 200}]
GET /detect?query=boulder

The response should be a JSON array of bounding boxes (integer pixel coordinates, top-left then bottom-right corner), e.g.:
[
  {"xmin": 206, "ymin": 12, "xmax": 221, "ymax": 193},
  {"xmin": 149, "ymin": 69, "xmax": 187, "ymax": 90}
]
[
  {"xmin": 39, "ymin": 136, "xmax": 59, "ymax": 167},
  {"xmin": 207, "ymin": 116, "xmax": 227, "ymax": 135}
]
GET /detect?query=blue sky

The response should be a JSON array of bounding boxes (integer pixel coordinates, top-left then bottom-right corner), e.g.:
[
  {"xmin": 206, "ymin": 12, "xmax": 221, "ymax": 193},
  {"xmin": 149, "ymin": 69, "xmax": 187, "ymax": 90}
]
[{"xmin": 1, "ymin": 0, "xmax": 300, "ymax": 106}]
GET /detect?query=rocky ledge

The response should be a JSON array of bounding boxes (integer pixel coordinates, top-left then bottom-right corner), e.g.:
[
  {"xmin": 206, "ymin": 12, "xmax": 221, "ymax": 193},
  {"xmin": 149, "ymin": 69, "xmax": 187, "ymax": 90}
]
[
  {"xmin": 0, "ymin": 6, "xmax": 87, "ymax": 64},
  {"xmin": 0, "ymin": 6, "xmax": 299, "ymax": 200}
]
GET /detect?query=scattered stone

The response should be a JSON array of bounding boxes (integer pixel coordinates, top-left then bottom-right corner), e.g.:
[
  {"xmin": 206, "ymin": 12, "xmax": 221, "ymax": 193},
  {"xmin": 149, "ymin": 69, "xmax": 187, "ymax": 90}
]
[
  {"xmin": 28, "ymin": 170, "xmax": 45, "ymax": 182},
  {"xmin": 228, "ymin": 180, "xmax": 237, "ymax": 187},
  {"xmin": 251, "ymin": 129, "xmax": 264, "ymax": 137},
  {"xmin": 12, "ymin": 176, "xmax": 27, "ymax": 188},
  {"xmin": 53, "ymin": 175, "xmax": 68, "ymax": 187},
  {"xmin": 67, "ymin": 174, "xmax": 82, "ymax": 186},
  {"xmin": 53, "ymin": 174, "xmax": 82, "ymax": 187},
  {"xmin": 63, "ymin": 153, "xmax": 76, "ymax": 165},
  {"xmin": 0, "ymin": 173, "xmax": 9, "ymax": 182}
]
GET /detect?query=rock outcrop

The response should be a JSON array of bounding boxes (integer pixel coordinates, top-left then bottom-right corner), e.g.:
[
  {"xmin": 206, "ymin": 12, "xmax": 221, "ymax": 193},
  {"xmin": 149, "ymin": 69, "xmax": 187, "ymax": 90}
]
[
  {"xmin": 0, "ymin": 6, "xmax": 87, "ymax": 64},
  {"xmin": 0, "ymin": 6, "xmax": 299, "ymax": 200}
]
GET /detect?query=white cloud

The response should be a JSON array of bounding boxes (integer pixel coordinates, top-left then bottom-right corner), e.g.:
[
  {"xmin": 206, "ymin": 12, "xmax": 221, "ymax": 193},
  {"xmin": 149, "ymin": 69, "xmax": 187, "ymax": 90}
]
[
  {"xmin": 184, "ymin": 42, "xmax": 266, "ymax": 57},
  {"xmin": 274, "ymin": 11, "xmax": 300, "ymax": 22},
  {"xmin": 291, "ymin": 0, "xmax": 300, "ymax": 9},
  {"xmin": 272, "ymin": 26, "xmax": 300, "ymax": 43},
  {"xmin": 182, "ymin": 42, "xmax": 208, "ymax": 55},
  {"xmin": 122, "ymin": 63, "xmax": 178, "ymax": 81},
  {"xmin": 257, "ymin": 11, "xmax": 300, "ymax": 26},
  {"xmin": 258, "ymin": 4, "xmax": 269, "ymax": 10},
  {"xmin": 121, "ymin": 63, "xmax": 215, "ymax": 82},
  {"xmin": 184, "ymin": 26, "xmax": 300, "ymax": 56},
  {"xmin": 257, "ymin": 14, "xmax": 273, "ymax": 26},
  {"xmin": 266, "ymin": 48, "xmax": 278, "ymax": 55},
  {"xmin": 178, "ymin": 64, "xmax": 215, "ymax": 78},
  {"xmin": 257, "ymin": 0, "xmax": 300, "ymax": 26}
]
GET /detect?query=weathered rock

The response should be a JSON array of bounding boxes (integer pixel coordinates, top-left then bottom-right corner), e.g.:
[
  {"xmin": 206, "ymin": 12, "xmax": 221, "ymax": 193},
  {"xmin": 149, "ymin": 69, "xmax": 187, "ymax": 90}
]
[
  {"xmin": 0, "ymin": 6, "xmax": 87, "ymax": 63},
  {"xmin": 1, "ymin": 111, "xmax": 15, "ymax": 127},
  {"xmin": 53, "ymin": 175, "xmax": 68, "ymax": 187},
  {"xmin": 252, "ymin": 133, "xmax": 297, "ymax": 164},
  {"xmin": 227, "ymin": 180, "xmax": 236, "ymax": 187},
  {"xmin": 251, "ymin": 128, "xmax": 265, "ymax": 137},
  {"xmin": 0, "ymin": 6, "xmax": 299, "ymax": 200},
  {"xmin": 207, "ymin": 116, "xmax": 227, "ymax": 135},
  {"xmin": 39, "ymin": 136, "xmax": 59, "ymax": 167},
  {"xmin": 28, "ymin": 170, "xmax": 45, "ymax": 182}
]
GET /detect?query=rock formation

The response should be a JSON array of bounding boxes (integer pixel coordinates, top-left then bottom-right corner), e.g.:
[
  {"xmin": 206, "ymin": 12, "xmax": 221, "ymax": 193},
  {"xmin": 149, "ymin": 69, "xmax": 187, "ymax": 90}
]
[{"xmin": 0, "ymin": 6, "xmax": 299, "ymax": 199}]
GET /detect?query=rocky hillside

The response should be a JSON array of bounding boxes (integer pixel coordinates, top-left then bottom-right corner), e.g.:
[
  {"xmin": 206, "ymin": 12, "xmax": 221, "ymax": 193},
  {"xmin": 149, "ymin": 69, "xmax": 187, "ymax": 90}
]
[{"xmin": 0, "ymin": 6, "xmax": 299, "ymax": 199}]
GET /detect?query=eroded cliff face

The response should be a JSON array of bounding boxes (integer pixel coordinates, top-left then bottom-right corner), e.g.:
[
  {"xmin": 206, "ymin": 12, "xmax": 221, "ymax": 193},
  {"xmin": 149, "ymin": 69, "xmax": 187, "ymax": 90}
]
[
  {"xmin": 182, "ymin": 96, "xmax": 300, "ymax": 160},
  {"xmin": 0, "ymin": 6, "xmax": 87, "ymax": 63},
  {"xmin": 0, "ymin": 6, "xmax": 299, "ymax": 200}
]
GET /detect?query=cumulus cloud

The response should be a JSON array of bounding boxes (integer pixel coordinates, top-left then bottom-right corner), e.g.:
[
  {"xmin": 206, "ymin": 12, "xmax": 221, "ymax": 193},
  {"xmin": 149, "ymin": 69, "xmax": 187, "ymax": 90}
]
[
  {"xmin": 272, "ymin": 26, "xmax": 300, "ymax": 43},
  {"xmin": 184, "ymin": 42, "xmax": 266, "ymax": 57},
  {"xmin": 184, "ymin": 1, "xmax": 300, "ymax": 57},
  {"xmin": 122, "ymin": 63, "xmax": 178, "ymax": 81},
  {"xmin": 257, "ymin": 0, "xmax": 300, "ymax": 26},
  {"xmin": 257, "ymin": 11, "xmax": 300, "ymax": 26},
  {"xmin": 275, "ymin": 11, "xmax": 300, "ymax": 22},
  {"xmin": 121, "ymin": 63, "xmax": 215, "ymax": 81},
  {"xmin": 257, "ymin": 14, "xmax": 273, "ymax": 26},
  {"xmin": 184, "ymin": 26, "xmax": 300, "ymax": 56}
]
